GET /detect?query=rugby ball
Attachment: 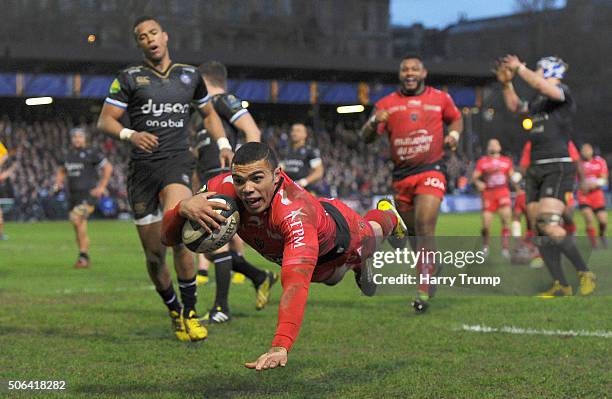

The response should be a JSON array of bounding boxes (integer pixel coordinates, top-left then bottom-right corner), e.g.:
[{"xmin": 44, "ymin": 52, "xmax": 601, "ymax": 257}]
[{"xmin": 181, "ymin": 195, "xmax": 240, "ymax": 253}]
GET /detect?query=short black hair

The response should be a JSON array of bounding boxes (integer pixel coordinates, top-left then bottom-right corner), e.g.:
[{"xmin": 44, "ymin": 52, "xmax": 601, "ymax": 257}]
[
  {"xmin": 233, "ymin": 142, "xmax": 279, "ymax": 170},
  {"xmin": 401, "ymin": 54, "xmax": 424, "ymax": 65},
  {"xmin": 198, "ymin": 61, "xmax": 227, "ymax": 88},
  {"xmin": 132, "ymin": 16, "xmax": 163, "ymax": 38}
]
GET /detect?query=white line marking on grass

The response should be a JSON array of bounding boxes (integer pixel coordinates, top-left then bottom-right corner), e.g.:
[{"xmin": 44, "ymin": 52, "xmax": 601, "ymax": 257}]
[
  {"xmin": 459, "ymin": 324, "xmax": 612, "ymax": 338},
  {"xmin": 54, "ymin": 285, "xmax": 155, "ymax": 295}
]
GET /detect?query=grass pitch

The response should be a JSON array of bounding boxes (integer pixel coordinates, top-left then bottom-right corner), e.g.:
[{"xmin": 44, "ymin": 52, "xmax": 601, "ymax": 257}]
[{"xmin": 0, "ymin": 213, "xmax": 610, "ymax": 398}]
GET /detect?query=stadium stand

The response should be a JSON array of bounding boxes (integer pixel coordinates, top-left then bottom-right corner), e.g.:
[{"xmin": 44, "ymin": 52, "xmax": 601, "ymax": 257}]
[
  {"xmin": 0, "ymin": 116, "xmax": 398, "ymax": 221},
  {"xmin": 2, "ymin": 115, "xmax": 609, "ymax": 222}
]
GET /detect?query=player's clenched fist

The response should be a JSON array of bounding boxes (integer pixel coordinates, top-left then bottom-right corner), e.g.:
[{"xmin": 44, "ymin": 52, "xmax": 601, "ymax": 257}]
[
  {"xmin": 245, "ymin": 347, "xmax": 288, "ymax": 371},
  {"xmin": 129, "ymin": 131, "xmax": 159, "ymax": 153},
  {"xmin": 444, "ymin": 134, "xmax": 458, "ymax": 151},
  {"xmin": 375, "ymin": 110, "xmax": 390, "ymax": 123}
]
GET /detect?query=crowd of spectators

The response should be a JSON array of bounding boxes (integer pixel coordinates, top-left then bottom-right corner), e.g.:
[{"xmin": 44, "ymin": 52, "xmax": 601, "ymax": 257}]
[
  {"xmin": 0, "ymin": 115, "xmax": 542, "ymax": 221},
  {"xmin": 0, "ymin": 116, "xmax": 405, "ymax": 221},
  {"xmin": 0, "ymin": 116, "xmax": 129, "ymax": 221}
]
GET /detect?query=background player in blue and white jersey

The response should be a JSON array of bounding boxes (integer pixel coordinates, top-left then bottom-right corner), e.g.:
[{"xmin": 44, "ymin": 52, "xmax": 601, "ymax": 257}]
[{"xmin": 97, "ymin": 16, "xmax": 232, "ymax": 341}]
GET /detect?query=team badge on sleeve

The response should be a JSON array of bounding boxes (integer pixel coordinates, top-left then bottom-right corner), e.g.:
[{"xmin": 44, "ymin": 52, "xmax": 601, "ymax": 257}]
[
  {"xmin": 180, "ymin": 73, "xmax": 192, "ymax": 85},
  {"xmin": 109, "ymin": 78, "xmax": 121, "ymax": 94}
]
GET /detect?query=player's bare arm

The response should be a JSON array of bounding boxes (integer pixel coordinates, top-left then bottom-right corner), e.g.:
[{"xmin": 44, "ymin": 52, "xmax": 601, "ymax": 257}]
[
  {"xmin": 232, "ymin": 113, "xmax": 262, "ymax": 143},
  {"xmin": 90, "ymin": 161, "xmax": 113, "ymax": 199},
  {"xmin": 472, "ymin": 169, "xmax": 486, "ymax": 192},
  {"xmin": 359, "ymin": 109, "xmax": 389, "ymax": 143},
  {"xmin": 97, "ymin": 103, "xmax": 159, "ymax": 153},
  {"xmin": 0, "ymin": 163, "xmax": 15, "ymax": 182},
  {"xmin": 201, "ymin": 101, "xmax": 233, "ymax": 167},
  {"xmin": 444, "ymin": 117, "xmax": 463, "ymax": 150},
  {"xmin": 298, "ymin": 163, "xmax": 324, "ymax": 188},
  {"xmin": 502, "ymin": 54, "xmax": 564, "ymax": 101},
  {"xmin": 53, "ymin": 166, "xmax": 66, "ymax": 191}
]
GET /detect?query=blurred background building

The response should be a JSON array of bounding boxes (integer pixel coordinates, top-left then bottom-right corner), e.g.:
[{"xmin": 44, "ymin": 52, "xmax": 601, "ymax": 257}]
[{"xmin": 0, "ymin": 0, "xmax": 610, "ymax": 221}]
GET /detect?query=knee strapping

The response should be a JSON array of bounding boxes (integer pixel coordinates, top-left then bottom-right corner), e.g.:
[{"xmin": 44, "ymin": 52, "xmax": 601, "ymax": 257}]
[{"xmin": 536, "ymin": 213, "xmax": 562, "ymax": 234}]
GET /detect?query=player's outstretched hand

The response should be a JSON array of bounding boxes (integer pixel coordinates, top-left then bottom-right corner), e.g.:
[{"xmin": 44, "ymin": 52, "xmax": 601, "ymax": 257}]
[
  {"xmin": 493, "ymin": 58, "xmax": 514, "ymax": 83},
  {"xmin": 501, "ymin": 55, "xmax": 524, "ymax": 74},
  {"xmin": 130, "ymin": 132, "xmax": 159, "ymax": 153},
  {"xmin": 219, "ymin": 148, "xmax": 234, "ymax": 169},
  {"xmin": 178, "ymin": 191, "xmax": 229, "ymax": 234},
  {"xmin": 245, "ymin": 347, "xmax": 288, "ymax": 371}
]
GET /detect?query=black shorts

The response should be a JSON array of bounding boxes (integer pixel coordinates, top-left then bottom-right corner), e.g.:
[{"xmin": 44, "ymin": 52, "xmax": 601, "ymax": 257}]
[
  {"xmin": 525, "ymin": 162, "xmax": 576, "ymax": 204},
  {"xmin": 128, "ymin": 152, "xmax": 194, "ymax": 221},
  {"xmin": 69, "ymin": 190, "xmax": 96, "ymax": 210}
]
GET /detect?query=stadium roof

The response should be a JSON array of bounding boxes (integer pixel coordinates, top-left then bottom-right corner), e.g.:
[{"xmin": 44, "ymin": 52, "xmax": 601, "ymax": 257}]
[{"xmin": 0, "ymin": 41, "xmax": 493, "ymax": 86}]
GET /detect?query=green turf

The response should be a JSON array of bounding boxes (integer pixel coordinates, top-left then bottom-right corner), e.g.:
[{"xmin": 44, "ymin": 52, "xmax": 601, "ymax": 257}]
[{"xmin": 0, "ymin": 214, "xmax": 610, "ymax": 398}]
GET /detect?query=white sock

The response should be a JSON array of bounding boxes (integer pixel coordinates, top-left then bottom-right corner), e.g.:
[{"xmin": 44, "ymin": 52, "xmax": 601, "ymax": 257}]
[{"xmin": 511, "ymin": 221, "xmax": 522, "ymax": 238}]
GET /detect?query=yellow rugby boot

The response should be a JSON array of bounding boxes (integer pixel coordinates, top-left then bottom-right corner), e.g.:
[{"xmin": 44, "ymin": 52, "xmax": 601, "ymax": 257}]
[
  {"xmin": 255, "ymin": 271, "xmax": 279, "ymax": 310},
  {"xmin": 537, "ymin": 281, "xmax": 573, "ymax": 298},
  {"xmin": 183, "ymin": 310, "xmax": 208, "ymax": 341},
  {"xmin": 578, "ymin": 271, "xmax": 596, "ymax": 296},
  {"xmin": 376, "ymin": 198, "xmax": 407, "ymax": 243},
  {"xmin": 231, "ymin": 272, "xmax": 246, "ymax": 284},
  {"xmin": 169, "ymin": 310, "xmax": 190, "ymax": 342}
]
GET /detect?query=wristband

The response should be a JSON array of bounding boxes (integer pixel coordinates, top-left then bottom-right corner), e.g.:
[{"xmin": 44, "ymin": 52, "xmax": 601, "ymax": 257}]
[
  {"xmin": 217, "ymin": 137, "xmax": 232, "ymax": 151},
  {"xmin": 119, "ymin": 128, "xmax": 135, "ymax": 141},
  {"xmin": 369, "ymin": 115, "xmax": 377, "ymax": 125},
  {"xmin": 298, "ymin": 178, "xmax": 308, "ymax": 187},
  {"xmin": 597, "ymin": 178, "xmax": 607, "ymax": 187},
  {"xmin": 448, "ymin": 130, "xmax": 460, "ymax": 142}
]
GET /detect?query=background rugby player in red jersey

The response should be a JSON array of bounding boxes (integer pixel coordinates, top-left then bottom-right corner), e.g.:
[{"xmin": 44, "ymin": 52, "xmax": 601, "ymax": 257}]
[
  {"xmin": 577, "ymin": 143, "xmax": 609, "ymax": 248},
  {"xmin": 161, "ymin": 142, "xmax": 405, "ymax": 371},
  {"xmin": 359, "ymin": 54, "xmax": 463, "ymax": 312},
  {"xmin": 472, "ymin": 139, "xmax": 514, "ymax": 258}
]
